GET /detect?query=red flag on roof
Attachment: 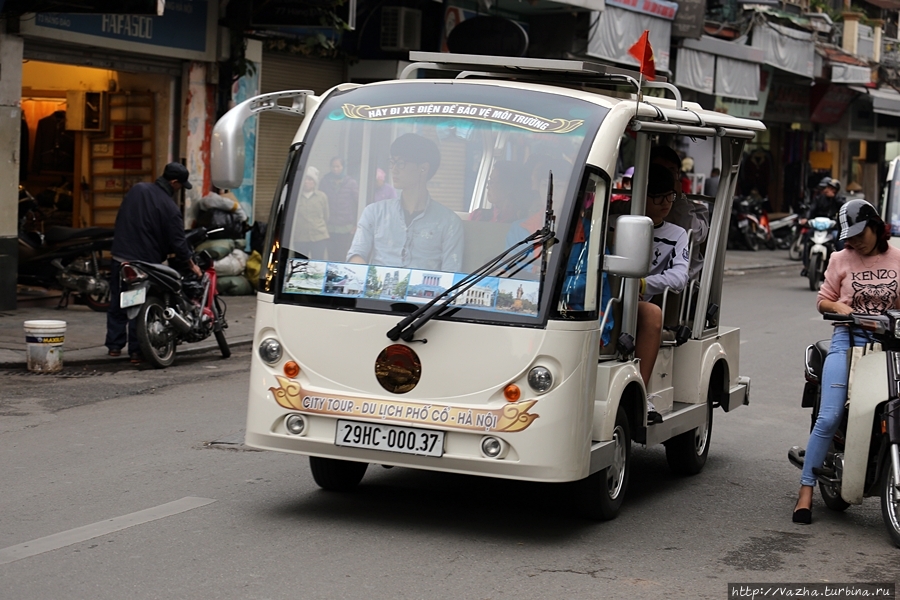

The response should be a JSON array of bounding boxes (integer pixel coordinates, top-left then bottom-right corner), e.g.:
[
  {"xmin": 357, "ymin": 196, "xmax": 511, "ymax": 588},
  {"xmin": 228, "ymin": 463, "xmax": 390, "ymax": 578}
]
[{"xmin": 628, "ymin": 30, "xmax": 655, "ymax": 81}]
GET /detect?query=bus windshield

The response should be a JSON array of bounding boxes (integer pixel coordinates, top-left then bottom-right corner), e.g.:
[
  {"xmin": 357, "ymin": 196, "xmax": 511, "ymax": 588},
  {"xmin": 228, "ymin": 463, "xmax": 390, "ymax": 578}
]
[{"xmin": 274, "ymin": 81, "xmax": 607, "ymax": 326}]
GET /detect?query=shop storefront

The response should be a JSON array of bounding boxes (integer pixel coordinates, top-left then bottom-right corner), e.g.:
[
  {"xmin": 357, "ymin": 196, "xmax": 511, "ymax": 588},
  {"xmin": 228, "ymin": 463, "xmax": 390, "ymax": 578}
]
[{"xmin": 16, "ymin": 0, "xmax": 218, "ymax": 228}]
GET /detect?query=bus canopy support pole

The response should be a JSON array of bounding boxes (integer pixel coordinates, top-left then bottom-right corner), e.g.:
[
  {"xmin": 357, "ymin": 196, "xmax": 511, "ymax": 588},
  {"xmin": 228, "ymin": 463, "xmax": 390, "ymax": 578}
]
[{"xmin": 620, "ymin": 131, "xmax": 651, "ymax": 346}]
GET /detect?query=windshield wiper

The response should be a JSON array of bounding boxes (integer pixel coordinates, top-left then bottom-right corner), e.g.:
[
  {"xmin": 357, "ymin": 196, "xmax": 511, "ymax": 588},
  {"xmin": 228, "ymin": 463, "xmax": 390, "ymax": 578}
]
[{"xmin": 386, "ymin": 172, "xmax": 557, "ymax": 342}]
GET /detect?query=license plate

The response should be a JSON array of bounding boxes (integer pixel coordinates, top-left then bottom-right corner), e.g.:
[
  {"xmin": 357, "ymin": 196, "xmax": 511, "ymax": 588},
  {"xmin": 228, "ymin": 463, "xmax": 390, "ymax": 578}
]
[
  {"xmin": 120, "ymin": 287, "xmax": 147, "ymax": 308},
  {"xmin": 335, "ymin": 420, "xmax": 444, "ymax": 457},
  {"xmin": 738, "ymin": 219, "xmax": 749, "ymax": 229}
]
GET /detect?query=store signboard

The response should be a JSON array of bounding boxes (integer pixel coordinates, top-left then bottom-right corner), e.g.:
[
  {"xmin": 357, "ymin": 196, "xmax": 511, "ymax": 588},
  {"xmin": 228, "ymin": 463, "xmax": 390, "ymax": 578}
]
[
  {"xmin": 19, "ymin": 0, "xmax": 215, "ymax": 62},
  {"xmin": 671, "ymin": 0, "xmax": 705, "ymax": 39},
  {"xmin": 606, "ymin": 0, "xmax": 677, "ymax": 20},
  {"xmin": 810, "ymin": 83, "xmax": 857, "ymax": 125},
  {"xmin": 5, "ymin": 0, "xmax": 161, "ymax": 13},
  {"xmin": 765, "ymin": 79, "xmax": 811, "ymax": 124}
]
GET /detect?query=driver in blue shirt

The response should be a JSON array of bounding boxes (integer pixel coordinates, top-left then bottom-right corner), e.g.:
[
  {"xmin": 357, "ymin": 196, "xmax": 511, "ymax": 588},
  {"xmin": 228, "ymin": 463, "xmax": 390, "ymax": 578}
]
[{"xmin": 348, "ymin": 133, "xmax": 463, "ymax": 271}]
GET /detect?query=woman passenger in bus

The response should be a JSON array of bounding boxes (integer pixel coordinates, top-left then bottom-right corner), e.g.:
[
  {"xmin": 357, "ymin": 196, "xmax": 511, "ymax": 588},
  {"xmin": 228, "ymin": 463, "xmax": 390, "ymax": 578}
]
[
  {"xmin": 293, "ymin": 166, "xmax": 330, "ymax": 260},
  {"xmin": 347, "ymin": 133, "xmax": 464, "ymax": 271},
  {"xmin": 470, "ymin": 161, "xmax": 534, "ymax": 223},
  {"xmin": 636, "ymin": 164, "xmax": 689, "ymax": 422}
]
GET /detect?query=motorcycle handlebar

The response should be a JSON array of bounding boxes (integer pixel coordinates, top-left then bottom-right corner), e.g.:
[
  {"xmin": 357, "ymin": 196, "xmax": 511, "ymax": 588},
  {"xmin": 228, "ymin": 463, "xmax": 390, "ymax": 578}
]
[{"xmin": 823, "ymin": 313, "xmax": 852, "ymax": 321}]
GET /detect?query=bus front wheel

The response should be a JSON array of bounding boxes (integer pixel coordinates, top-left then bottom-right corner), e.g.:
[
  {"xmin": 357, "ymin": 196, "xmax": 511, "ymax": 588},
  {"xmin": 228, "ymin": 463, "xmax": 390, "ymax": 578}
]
[
  {"xmin": 309, "ymin": 456, "xmax": 368, "ymax": 492},
  {"xmin": 574, "ymin": 404, "xmax": 631, "ymax": 520}
]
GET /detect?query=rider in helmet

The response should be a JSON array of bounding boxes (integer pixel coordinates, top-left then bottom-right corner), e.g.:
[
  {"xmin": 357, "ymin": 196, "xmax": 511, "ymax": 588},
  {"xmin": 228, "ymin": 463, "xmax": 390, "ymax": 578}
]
[{"xmin": 801, "ymin": 177, "xmax": 846, "ymax": 275}]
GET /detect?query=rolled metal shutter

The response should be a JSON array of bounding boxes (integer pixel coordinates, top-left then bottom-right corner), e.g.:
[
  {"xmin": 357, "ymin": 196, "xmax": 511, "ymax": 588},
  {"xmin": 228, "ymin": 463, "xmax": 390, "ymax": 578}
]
[{"xmin": 255, "ymin": 52, "xmax": 346, "ymax": 222}]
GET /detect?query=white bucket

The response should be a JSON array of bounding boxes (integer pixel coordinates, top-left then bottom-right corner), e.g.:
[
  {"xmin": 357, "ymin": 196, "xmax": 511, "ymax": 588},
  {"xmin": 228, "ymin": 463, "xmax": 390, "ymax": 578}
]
[{"xmin": 24, "ymin": 320, "xmax": 66, "ymax": 373}]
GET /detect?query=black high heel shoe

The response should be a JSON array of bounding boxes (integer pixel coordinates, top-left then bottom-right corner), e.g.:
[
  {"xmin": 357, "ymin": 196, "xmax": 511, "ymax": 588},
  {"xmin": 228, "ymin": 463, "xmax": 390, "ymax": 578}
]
[{"xmin": 792, "ymin": 506, "xmax": 812, "ymax": 524}]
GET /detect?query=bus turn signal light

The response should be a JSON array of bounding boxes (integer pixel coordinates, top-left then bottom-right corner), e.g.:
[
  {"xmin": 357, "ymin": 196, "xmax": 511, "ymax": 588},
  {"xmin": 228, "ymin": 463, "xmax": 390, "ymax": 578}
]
[
  {"xmin": 504, "ymin": 384, "xmax": 521, "ymax": 402},
  {"xmin": 284, "ymin": 361, "xmax": 300, "ymax": 378}
]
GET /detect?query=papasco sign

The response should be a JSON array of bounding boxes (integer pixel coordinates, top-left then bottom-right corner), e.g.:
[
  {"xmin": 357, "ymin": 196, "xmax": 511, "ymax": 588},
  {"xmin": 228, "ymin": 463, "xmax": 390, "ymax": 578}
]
[
  {"xmin": 341, "ymin": 102, "xmax": 583, "ymax": 134},
  {"xmin": 269, "ymin": 376, "xmax": 540, "ymax": 433}
]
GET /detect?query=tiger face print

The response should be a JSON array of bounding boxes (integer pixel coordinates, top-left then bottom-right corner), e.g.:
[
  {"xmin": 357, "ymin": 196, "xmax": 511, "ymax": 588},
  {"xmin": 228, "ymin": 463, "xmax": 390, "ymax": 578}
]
[{"xmin": 851, "ymin": 280, "xmax": 898, "ymax": 314}]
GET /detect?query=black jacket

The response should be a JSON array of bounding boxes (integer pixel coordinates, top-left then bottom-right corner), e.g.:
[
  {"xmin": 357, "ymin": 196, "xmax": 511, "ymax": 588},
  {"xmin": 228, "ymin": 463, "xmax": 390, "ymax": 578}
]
[
  {"xmin": 806, "ymin": 191, "xmax": 845, "ymax": 220},
  {"xmin": 111, "ymin": 178, "xmax": 192, "ymax": 264}
]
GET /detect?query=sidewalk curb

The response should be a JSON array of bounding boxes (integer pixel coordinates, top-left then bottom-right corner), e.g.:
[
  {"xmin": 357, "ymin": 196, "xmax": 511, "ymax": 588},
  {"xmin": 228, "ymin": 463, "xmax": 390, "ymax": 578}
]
[
  {"xmin": 0, "ymin": 335, "xmax": 254, "ymax": 370},
  {"xmin": 725, "ymin": 262, "xmax": 796, "ymax": 273}
]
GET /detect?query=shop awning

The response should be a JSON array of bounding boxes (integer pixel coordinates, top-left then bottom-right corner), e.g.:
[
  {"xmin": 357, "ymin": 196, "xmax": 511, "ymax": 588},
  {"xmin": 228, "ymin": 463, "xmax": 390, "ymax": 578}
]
[
  {"xmin": 750, "ymin": 20, "xmax": 815, "ymax": 78},
  {"xmin": 867, "ymin": 87, "xmax": 900, "ymax": 118},
  {"xmin": 588, "ymin": 0, "xmax": 676, "ymax": 72},
  {"xmin": 674, "ymin": 35, "xmax": 762, "ymax": 100}
]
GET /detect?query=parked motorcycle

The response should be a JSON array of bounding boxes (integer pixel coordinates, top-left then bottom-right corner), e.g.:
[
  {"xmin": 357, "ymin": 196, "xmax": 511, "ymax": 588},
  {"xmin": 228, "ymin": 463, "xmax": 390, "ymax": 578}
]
[
  {"xmin": 769, "ymin": 212, "xmax": 799, "ymax": 251},
  {"xmin": 729, "ymin": 195, "xmax": 771, "ymax": 251},
  {"xmin": 788, "ymin": 219, "xmax": 808, "ymax": 261},
  {"xmin": 18, "ymin": 189, "xmax": 113, "ymax": 311},
  {"xmin": 804, "ymin": 216, "xmax": 838, "ymax": 292},
  {"xmin": 789, "ymin": 312, "xmax": 900, "ymax": 548},
  {"xmin": 118, "ymin": 227, "xmax": 230, "ymax": 368}
]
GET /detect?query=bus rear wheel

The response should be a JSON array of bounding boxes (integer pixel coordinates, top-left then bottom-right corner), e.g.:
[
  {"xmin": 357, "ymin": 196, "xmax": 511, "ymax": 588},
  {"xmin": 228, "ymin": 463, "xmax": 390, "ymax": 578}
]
[
  {"xmin": 574, "ymin": 404, "xmax": 630, "ymax": 520},
  {"xmin": 309, "ymin": 456, "xmax": 368, "ymax": 492}
]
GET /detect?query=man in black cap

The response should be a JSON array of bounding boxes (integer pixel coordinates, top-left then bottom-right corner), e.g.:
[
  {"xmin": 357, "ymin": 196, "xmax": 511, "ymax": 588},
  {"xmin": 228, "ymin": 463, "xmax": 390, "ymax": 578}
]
[{"xmin": 105, "ymin": 162, "xmax": 202, "ymax": 362}]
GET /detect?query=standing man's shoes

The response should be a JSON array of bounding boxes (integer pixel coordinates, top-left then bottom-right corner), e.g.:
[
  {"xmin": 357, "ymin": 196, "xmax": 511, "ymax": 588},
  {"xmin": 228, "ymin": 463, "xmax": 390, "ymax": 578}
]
[
  {"xmin": 108, "ymin": 349, "xmax": 122, "ymax": 357},
  {"xmin": 129, "ymin": 352, "xmax": 144, "ymax": 364}
]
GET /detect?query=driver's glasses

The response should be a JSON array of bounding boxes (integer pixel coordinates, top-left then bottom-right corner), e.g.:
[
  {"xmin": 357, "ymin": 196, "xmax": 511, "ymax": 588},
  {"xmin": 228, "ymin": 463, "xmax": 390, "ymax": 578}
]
[{"xmin": 649, "ymin": 192, "xmax": 675, "ymax": 205}]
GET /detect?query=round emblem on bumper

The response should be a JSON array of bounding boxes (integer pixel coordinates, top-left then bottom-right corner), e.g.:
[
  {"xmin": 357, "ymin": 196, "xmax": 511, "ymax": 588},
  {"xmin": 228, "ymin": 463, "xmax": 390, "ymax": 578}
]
[{"xmin": 375, "ymin": 344, "xmax": 421, "ymax": 394}]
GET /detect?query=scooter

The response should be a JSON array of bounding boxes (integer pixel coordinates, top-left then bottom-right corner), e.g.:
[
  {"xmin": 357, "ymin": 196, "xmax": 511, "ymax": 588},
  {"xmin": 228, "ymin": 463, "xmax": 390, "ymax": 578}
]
[
  {"xmin": 769, "ymin": 212, "xmax": 799, "ymax": 251},
  {"xmin": 789, "ymin": 312, "xmax": 900, "ymax": 548},
  {"xmin": 118, "ymin": 227, "xmax": 230, "ymax": 368},
  {"xmin": 729, "ymin": 195, "xmax": 771, "ymax": 251},
  {"xmin": 18, "ymin": 191, "xmax": 114, "ymax": 311},
  {"xmin": 804, "ymin": 216, "xmax": 838, "ymax": 292}
]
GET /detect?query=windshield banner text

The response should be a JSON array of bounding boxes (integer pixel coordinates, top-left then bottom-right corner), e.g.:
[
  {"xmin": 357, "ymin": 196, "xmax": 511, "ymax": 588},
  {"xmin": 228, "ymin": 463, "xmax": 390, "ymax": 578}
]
[{"xmin": 341, "ymin": 102, "xmax": 583, "ymax": 134}]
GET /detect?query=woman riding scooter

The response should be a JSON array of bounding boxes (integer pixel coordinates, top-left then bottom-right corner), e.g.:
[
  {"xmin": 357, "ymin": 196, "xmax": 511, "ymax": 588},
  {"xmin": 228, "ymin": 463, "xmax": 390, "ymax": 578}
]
[{"xmin": 793, "ymin": 199, "xmax": 900, "ymax": 524}]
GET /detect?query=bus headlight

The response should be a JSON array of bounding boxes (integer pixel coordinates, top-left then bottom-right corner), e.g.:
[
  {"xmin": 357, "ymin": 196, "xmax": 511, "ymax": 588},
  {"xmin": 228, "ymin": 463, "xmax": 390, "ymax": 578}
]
[
  {"xmin": 527, "ymin": 366, "xmax": 553, "ymax": 393},
  {"xmin": 259, "ymin": 337, "xmax": 283, "ymax": 364}
]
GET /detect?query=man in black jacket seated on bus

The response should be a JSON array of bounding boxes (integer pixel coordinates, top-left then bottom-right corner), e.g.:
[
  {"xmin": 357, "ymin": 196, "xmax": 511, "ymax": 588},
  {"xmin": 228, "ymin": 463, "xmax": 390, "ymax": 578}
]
[{"xmin": 105, "ymin": 162, "xmax": 202, "ymax": 363}]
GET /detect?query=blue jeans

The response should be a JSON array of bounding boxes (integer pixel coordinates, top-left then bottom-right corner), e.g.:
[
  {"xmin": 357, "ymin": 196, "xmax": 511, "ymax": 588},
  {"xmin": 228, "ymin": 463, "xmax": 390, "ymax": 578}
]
[
  {"xmin": 105, "ymin": 261, "xmax": 139, "ymax": 355},
  {"xmin": 801, "ymin": 325, "xmax": 869, "ymax": 486}
]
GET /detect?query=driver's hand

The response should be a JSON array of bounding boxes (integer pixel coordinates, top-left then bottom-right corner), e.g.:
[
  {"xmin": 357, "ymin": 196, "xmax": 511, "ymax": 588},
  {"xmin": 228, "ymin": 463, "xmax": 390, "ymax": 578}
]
[
  {"xmin": 832, "ymin": 302, "xmax": 853, "ymax": 315},
  {"xmin": 191, "ymin": 261, "xmax": 203, "ymax": 278}
]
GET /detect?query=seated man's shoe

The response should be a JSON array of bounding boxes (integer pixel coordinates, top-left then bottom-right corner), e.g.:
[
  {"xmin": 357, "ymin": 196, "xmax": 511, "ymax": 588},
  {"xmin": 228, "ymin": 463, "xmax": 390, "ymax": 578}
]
[{"xmin": 648, "ymin": 411, "xmax": 663, "ymax": 424}]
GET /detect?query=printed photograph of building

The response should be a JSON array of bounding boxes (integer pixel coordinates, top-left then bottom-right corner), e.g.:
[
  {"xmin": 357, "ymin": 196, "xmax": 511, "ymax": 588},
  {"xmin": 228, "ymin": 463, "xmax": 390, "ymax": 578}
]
[
  {"xmin": 406, "ymin": 270, "xmax": 455, "ymax": 303},
  {"xmin": 282, "ymin": 259, "xmax": 327, "ymax": 294},
  {"xmin": 323, "ymin": 263, "xmax": 367, "ymax": 297}
]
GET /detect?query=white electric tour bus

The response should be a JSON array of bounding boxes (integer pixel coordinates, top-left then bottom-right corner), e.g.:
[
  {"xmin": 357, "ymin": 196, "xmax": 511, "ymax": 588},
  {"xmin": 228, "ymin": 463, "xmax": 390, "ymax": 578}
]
[{"xmin": 211, "ymin": 53, "xmax": 761, "ymax": 519}]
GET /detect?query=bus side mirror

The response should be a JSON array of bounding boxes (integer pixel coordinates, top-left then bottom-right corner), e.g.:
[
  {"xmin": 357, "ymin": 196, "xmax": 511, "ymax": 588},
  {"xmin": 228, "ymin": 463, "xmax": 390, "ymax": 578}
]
[
  {"xmin": 211, "ymin": 90, "xmax": 311, "ymax": 189},
  {"xmin": 603, "ymin": 215, "xmax": 653, "ymax": 278}
]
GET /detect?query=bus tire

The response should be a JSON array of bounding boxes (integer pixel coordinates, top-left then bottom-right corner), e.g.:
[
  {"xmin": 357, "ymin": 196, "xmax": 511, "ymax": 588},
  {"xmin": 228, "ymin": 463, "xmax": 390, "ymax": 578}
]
[
  {"xmin": 665, "ymin": 394, "xmax": 713, "ymax": 476},
  {"xmin": 575, "ymin": 404, "xmax": 630, "ymax": 520},
  {"xmin": 309, "ymin": 456, "xmax": 368, "ymax": 492}
]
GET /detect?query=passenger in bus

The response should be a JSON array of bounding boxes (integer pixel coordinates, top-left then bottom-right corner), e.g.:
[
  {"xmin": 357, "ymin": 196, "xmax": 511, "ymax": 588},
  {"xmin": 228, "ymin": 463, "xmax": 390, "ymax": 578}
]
[
  {"xmin": 294, "ymin": 166, "xmax": 330, "ymax": 260},
  {"xmin": 347, "ymin": 133, "xmax": 464, "ymax": 271},
  {"xmin": 319, "ymin": 156, "xmax": 359, "ymax": 262},
  {"xmin": 651, "ymin": 145, "xmax": 708, "ymax": 279},
  {"xmin": 369, "ymin": 168, "xmax": 396, "ymax": 205},
  {"xmin": 635, "ymin": 164, "xmax": 690, "ymax": 423},
  {"xmin": 470, "ymin": 161, "xmax": 534, "ymax": 223}
]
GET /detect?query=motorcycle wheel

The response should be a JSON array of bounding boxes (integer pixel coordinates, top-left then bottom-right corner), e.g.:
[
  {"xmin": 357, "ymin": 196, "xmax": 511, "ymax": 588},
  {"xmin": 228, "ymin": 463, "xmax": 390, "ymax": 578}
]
[
  {"xmin": 214, "ymin": 329, "xmax": 231, "ymax": 359},
  {"xmin": 764, "ymin": 236, "xmax": 777, "ymax": 250},
  {"xmin": 83, "ymin": 271, "xmax": 111, "ymax": 312},
  {"xmin": 788, "ymin": 236, "xmax": 803, "ymax": 261},
  {"xmin": 136, "ymin": 297, "xmax": 176, "ymax": 368},
  {"xmin": 743, "ymin": 224, "xmax": 760, "ymax": 251},
  {"xmin": 880, "ymin": 453, "xmax": 900, "ymax": 548},
  {"xmin": 808, "ymin": 255, "xmax": 822, "ymax": 292},
  {"xmin": 819, "ymin": 475, "xmax": 851, "ymax": 512}
]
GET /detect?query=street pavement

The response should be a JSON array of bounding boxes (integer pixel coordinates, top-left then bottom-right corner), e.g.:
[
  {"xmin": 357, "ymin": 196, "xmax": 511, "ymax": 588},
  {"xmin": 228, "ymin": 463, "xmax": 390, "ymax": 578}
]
[
  {"xmin": 0, "ymin": 294, "xmax": 257, "ymax": 367},
  {"xmin": 0, "ymin": 249, "xmax": 795, "ymax": 368}
]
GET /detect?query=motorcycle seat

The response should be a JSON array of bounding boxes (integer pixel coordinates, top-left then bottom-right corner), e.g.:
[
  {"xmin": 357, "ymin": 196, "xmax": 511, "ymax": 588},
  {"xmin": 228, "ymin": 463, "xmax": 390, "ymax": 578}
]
[
  {"xmin": 45, "ymin": 226, "xmax": 114, "ymax": 244},
  {"xmin": 805, "ymin": 340, "xmax": 831, "ymax": 381},
  {"xmin": 130, "ymin": 260, "xmax": 182, "ymax": 281}
]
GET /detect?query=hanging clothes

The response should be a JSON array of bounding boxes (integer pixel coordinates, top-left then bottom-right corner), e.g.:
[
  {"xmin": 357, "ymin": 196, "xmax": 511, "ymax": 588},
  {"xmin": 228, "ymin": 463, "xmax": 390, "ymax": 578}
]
[{"xmin": 33, "ymin": 111, "xmax": 74, "ymax": 173}]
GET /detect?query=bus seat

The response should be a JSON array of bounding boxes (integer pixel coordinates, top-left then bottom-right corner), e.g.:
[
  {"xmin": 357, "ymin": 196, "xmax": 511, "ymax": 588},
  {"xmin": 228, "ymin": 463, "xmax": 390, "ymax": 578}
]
[{"xmin": 461, "ymin": 220, "xmax": 509, "ymax": 272}]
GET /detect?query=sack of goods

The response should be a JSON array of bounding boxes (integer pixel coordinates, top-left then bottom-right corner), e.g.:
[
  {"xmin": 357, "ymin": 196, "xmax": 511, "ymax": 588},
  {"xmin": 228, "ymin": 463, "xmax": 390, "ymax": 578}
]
[
  {"xmin": 217, "ymin": 275, "xmax": 254, "ymax": 296},
  {"xmin": 214, "ymin": 248, "xmax": 249, "ymax": 277}
]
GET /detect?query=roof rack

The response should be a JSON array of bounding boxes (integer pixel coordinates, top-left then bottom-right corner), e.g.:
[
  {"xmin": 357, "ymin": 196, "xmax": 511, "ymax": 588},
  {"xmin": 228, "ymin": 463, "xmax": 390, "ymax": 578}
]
[{"xmin": 401, "ymin": 52, "xmax": 679, "ymax": 107}]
